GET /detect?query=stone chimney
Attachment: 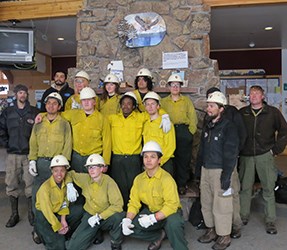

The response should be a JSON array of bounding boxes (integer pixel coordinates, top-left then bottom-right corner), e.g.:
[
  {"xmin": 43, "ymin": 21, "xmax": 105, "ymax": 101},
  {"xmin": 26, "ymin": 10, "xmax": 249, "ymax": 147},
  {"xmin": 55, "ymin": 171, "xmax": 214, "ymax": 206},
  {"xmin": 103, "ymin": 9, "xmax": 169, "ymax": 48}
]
[{"xmin": 69, "ymin": 0, "xmax": 219, "ymax": 112}]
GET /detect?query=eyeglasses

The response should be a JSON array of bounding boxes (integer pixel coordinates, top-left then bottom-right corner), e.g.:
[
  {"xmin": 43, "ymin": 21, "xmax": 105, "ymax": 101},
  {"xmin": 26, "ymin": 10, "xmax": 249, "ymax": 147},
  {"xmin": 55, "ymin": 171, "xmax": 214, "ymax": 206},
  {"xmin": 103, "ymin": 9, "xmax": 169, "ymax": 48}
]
[
  {"xmin": 86, "ymin": 165, "xmax": 104, "ymax": 170},
  {"xmin": 170, "ymin": 83, "xmax": 181, "ymax": 88},
  {"xmin": 74, "ymin": 78, "xmax": 85, "ymax": 84}
]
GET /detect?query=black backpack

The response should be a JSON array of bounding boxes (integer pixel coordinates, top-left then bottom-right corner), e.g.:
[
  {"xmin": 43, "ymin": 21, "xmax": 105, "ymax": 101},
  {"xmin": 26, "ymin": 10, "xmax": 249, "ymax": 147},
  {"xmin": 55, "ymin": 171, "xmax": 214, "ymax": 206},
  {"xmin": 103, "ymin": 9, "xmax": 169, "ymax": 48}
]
[
  {"xmin": 188, "ymin": 197, "xmax": 206, "ymax": 229},
  {"xmin": 275, "ymin": 177, "xmax": 287, "ymax": 204}
]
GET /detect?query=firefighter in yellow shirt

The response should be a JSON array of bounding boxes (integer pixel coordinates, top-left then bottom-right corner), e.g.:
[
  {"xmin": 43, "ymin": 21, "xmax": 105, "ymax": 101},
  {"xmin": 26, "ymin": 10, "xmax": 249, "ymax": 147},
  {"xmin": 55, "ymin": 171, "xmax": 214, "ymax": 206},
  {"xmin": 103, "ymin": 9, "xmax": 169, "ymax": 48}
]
[
  {"xmin": 99, "ymin": 73, "xmax": 121, "ymax": 116},
  {"xmin": 121, "ymin": 141, "xmax": 189, "ymax": 250},
  {"xmin": 133, "ymin": 68, "xmax": 154, "ymax": 112},
  {"xmin": 108, "ymin": 92, "xmax": 171, "ymax": 210},
  {"xmin": 161, "ymin": 73, "xmax": 198, "ymax": 195},
  {"xmin": 142, "ymin": 91, "xmax": 176, "ymax": 176},
  {"xmin": 65, "ymin": 154, "xmax": 124, "ymax": 250},
  {"xmin": 65, "ymin": 70, "xmax": 99, "ymax": 110},
  {"xmin": 61, "ymin": 87, "xmax": 111, "ymax": 172},
  {"xmin": 34, "ymin": 155, "xmax": 82, "ymax": 250},
  {"xmin": 29, "ymin": 92, "xmax": 72, "ymax": 244}
]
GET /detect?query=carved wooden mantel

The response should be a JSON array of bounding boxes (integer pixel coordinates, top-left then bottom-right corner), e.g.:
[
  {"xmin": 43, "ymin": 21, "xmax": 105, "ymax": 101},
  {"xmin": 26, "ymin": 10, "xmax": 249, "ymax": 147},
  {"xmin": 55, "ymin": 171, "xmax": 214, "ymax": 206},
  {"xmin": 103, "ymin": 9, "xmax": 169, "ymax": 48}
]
[{"xmin": 0, "ymin": 0, "xmax": 286, "ymax": 21}]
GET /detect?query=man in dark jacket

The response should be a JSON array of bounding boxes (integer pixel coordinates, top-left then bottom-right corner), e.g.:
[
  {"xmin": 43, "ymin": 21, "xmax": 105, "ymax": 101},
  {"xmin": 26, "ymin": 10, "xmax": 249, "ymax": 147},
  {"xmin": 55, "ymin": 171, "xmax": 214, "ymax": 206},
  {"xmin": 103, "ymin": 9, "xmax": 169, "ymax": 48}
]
[
  {"xmin": 239, "ymin": 85, "xmax": 287, "ymax": 234},
  {"xmin": 206, "ymin": 87, "xmax": 247, "ymax": 239},
  {"xmin": 40, "ymin": 70, "xmax": 74, "ymax": 112},
  {"xmin": 197, "ymin": 91, "xmax": 239, "ymax": 250},
  {"xmin": 0, "ymin": 84, "xmax": 39, "ymax": 227}
]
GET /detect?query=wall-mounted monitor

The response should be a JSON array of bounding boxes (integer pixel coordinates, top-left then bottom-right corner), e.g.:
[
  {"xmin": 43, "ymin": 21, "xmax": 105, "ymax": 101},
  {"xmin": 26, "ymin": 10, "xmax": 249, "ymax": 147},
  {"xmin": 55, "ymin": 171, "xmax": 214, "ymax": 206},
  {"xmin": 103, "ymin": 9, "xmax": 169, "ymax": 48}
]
[{"xmin": 0, "ymin": 28, "xmax": 34, "ymax": 63}]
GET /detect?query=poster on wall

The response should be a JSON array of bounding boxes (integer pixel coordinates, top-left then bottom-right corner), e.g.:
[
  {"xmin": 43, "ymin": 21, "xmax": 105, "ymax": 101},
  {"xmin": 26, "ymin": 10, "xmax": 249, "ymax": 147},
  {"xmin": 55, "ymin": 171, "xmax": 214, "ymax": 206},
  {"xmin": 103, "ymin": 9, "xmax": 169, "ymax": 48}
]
[{"xmin": 118, "ymin": 12, "xmax": 166, "ymax": 48}]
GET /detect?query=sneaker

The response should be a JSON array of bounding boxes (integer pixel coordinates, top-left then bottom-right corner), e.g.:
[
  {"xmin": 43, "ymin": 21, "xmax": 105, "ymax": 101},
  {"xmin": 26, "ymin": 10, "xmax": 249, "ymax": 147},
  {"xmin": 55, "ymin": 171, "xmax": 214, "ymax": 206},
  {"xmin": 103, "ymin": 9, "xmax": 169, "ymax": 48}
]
[
  {"xmin": 198, "ymin": 227, "xmax": 218, "ymax": 243},
  {"xmin": 266, "ymin": 222, "xmax": 277, "ymax": 234}
]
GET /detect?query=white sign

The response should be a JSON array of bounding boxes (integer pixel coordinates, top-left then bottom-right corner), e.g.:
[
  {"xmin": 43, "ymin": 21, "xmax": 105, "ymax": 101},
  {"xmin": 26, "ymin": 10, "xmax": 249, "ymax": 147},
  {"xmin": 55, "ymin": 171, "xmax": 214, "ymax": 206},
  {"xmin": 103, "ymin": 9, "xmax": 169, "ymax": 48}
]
[
  {"xmin": 35, "ymin": 90, "xmax": 46, "ymax": 101},
  {"xmin": 162, "ymin": 51, "xmax": 188, "ymax": 69}
]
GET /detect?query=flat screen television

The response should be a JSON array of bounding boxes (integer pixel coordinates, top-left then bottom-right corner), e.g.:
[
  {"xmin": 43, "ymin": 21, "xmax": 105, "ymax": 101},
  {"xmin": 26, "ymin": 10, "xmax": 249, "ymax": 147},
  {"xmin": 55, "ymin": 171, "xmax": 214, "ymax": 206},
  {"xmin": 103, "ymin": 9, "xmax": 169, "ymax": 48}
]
[{"xmin": 0, "ymin": 28, "xmax": 34, "ymax": 63}]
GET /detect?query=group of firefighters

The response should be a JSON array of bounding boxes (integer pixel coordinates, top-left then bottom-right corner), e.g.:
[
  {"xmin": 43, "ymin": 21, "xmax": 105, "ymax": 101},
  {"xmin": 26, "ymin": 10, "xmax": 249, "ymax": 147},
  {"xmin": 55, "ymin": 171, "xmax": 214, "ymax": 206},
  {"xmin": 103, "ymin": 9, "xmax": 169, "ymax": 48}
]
[{"xmin": 0, "ymin": 67, "xmax": 287, "ymax": 250}]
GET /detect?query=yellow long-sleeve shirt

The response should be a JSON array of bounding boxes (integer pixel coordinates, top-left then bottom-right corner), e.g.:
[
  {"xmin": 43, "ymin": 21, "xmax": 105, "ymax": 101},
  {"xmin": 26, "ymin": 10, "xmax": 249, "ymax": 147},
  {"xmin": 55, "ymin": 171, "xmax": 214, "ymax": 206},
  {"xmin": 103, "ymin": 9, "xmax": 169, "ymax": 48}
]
[
  {"xmin": 29, "ymin": 114, "xmax": 72, "ymax": 160},
  {"xmin": 127, "ymin": 167, "xmax": 181, "ymax": 217},
  {"xmin": 35, "ymin": 176, "xmax": 69, "ymax": 232},
  {"xmin": 65, "ymin": 94, "xmax": 100, "ymax": 111},
  {"xmin": 143, "ymin": 115, "xmax": 176, "ymax": 165},
  {"xmin": 66, "ymin": 171, "xmax": 123, "ymax": 219},
  {"xmin": 108, "ymin": 111, "xmax": 149, "ymax": 155},
  {"xmin": 133, "ymin": 89, "xmax": 146, "ymax": 112},
  {"xmin": 99, "ymin": 94, "xmax": 121, "ymax": 116},
  {"xmin": 61, "ymin": 109, "xmax": 111, "ymax": 164},
  {"xmin": 161, "ymin": 94, "xmax": 198, "ymax": 134}
]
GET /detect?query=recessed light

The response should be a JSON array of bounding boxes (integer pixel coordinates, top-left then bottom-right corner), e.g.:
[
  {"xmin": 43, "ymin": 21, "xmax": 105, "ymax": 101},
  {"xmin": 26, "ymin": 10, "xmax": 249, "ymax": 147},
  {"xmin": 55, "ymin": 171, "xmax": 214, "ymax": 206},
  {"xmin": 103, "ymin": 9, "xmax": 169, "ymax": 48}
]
[
  {"xmin": 57, "ymin": 37, "xmax": 64, "ymax": 41},
  {"xmin": 249, "ymin": 42, "xmax": 255, "ymax": 48},
  {"xmin": 265, "ymin": 26, "xmax": 273, "ymax": 31}
]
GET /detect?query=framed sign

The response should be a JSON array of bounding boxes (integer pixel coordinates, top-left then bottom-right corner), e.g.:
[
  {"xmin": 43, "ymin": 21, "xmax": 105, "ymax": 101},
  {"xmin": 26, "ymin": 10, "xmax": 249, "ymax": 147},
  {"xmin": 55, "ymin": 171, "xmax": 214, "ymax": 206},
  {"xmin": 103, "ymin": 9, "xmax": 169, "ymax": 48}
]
[{"xmin": 118, "ymin": 12, "xmax": 166, "ymax": 48}]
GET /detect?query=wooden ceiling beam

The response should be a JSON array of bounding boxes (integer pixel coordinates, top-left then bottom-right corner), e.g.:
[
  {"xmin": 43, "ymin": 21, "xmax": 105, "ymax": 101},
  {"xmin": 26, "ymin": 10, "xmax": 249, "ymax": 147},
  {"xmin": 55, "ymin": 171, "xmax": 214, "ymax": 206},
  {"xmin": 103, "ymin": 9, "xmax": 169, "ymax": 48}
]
[
  {"xmin": 0, "ymin": 0, "xmax": 83, "ymax": 21},
  {"xmin": 205, "ymin": 0, "xmax": 287, "ymax": 7},
  {"xmin": 1, "ymin": 0, "xmax": 287, "ymax": 21}
]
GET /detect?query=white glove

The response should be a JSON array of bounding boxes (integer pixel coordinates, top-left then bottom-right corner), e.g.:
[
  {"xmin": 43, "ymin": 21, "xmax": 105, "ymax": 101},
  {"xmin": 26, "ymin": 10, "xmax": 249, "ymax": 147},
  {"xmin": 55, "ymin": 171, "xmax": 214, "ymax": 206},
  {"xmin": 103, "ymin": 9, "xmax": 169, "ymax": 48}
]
[
  {"xmin": 138, "ymin": 214, "xmax": 157, "ymax": 228},
  {"xmin": 122, "ymin": 218, "xmax": 134, "ymax": 236},
  {"xmin": 159, "ymin": 114, "xmax": 171, "ymax": 133},
  {"xmin": 71, "ymin": 98, "xmax": 81, "ymax": 109},
  {"xmin": 29, "ymin": 160, "xmax": 38, "ymax": 176},
  {"xmin": 67, "ymin": 183, "xmax": 79, "ymax": 202},
  {"xmin": 88, "ymin": 213, "xmax": 102, "ymax": 228}
]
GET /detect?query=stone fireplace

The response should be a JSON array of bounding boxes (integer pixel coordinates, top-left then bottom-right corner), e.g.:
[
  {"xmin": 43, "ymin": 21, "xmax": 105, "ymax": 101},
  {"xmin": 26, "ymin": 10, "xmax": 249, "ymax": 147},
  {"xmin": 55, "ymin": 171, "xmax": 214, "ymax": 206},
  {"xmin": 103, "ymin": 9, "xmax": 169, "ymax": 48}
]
[{"xmin": 69, "ymin": 0, "xmax": 219, "ymax": 112}]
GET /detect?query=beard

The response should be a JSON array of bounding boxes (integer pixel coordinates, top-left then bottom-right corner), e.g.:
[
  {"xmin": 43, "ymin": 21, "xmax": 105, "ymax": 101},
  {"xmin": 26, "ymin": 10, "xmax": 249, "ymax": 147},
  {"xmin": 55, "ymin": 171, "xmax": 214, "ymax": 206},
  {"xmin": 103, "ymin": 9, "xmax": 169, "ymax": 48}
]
[{"xmin": 55, "ymin": 80, "xmax": 65, "ymax": 86}]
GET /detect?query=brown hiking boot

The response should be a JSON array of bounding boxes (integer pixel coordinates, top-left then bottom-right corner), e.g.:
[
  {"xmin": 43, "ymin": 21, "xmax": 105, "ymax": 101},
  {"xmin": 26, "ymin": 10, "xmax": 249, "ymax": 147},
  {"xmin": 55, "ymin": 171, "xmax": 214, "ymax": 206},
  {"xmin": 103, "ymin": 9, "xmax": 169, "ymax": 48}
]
[
  {"xmin": 212, "ymin": 235, "xmax": 231, "ymax": 250},
  {"xmin": 198, "ymin": 227, "xmax": 217, "ymax": 243}
]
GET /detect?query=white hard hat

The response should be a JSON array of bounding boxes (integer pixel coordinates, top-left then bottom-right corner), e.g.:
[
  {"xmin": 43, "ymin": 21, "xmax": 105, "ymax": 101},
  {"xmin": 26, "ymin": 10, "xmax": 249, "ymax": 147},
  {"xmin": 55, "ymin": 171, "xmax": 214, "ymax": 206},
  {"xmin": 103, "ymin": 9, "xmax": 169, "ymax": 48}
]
[
  {"xmin": 141, "ymin": 141, "xmax": 163, "ymax": 155},
  {"xmin": 85, "ymin": 154, "xmax": 105, "ymax": 167},
  {"xmin": 142, "ymin": 91, "xmax": 161, "ymax": 103},
  {"xmin": 137, "ymin": 68, "xmax": 152, "ymax": 79},
  {"xmin": 104, "ymin": 73, "xmax": 119, "ymax": 84},
  {"xmin": 167, "ymin": 74, "xmax": 183, "ymax": 84},
  {"xmin": 80, "ymin": 87, "xmax": 96, "ymax": 100},
  {"xmin": 75, "ymin": 70, "xmax": 90, "ymax": 81},
  {"xmin": 206, "ymin": 91, "xmax": 227, "ymax": 105},
  {"xmin": 44, "ymin": 92, "xmax": 63, "ymax": 107},
  {"xmin": 50, "ymin": 155, "xmax": 70, "ymax": 169},
  {"xmin": 121, "ymin": 91, "xmax": 138, "ymax": 104}
]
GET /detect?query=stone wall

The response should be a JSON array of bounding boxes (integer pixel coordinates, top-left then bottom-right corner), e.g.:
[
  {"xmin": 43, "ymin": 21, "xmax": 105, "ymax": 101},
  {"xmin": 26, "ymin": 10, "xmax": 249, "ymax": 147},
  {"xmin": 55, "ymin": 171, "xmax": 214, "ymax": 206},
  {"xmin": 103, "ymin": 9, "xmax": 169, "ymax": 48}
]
[{"xmin": 69, "ymin": 0, "xmax": 219, "ymax": 110}]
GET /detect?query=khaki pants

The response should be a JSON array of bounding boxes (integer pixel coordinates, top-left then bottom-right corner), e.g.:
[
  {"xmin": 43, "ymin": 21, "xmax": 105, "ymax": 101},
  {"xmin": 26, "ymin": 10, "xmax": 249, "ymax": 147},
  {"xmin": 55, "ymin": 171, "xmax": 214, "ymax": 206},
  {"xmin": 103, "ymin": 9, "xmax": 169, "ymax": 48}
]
[
  {"xmin": 5, "ymin": 154, "xmax": 33, "ymax": 198},
  {"xmin": 232, "ymin": 167, "xmax": 242, "ymax": 228},
  {"xmin": 200, "ymin": 167, "xmax": 233, "ymax": 236}
]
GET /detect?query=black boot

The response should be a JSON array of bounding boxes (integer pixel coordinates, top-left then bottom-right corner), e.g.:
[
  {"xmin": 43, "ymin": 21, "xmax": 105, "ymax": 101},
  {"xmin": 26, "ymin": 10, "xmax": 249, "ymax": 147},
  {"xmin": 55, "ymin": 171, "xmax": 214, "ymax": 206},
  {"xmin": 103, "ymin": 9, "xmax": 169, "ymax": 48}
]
[
  {"xmin": 6, "ymin": 196, "xmax": 20, "ymax": 228},
  {"xmin": 27, "ymin": 197, "xmax": 34, "ymax": 226}
]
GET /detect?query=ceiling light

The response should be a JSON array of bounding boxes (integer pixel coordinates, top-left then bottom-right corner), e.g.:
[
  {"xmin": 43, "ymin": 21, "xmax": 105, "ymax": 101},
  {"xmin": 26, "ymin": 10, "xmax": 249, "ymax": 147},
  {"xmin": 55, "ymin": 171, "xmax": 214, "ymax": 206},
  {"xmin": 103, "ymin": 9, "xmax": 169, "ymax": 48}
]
[
  {"xmin": 265, "ymin": 26, "xmax": 273, "ymax": 31},
  {"xmin": 249, "ymin": 42, "xmax": 255, "ymax": 48},
  {"xmin": 57, "ymin": 37, "xmax": 64, "ymax": 41}
]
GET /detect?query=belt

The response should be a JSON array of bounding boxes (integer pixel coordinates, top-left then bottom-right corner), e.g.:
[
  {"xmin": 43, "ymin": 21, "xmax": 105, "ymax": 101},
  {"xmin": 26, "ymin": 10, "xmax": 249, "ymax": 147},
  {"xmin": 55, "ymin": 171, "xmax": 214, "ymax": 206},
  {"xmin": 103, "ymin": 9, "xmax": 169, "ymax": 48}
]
[
  {"xmin": 174, "ymin": 124, "xmax": 188, "ymax": 128},
  {"xmin": 38, "ymin": 157, "xmax": 53, "ymax": 161}
]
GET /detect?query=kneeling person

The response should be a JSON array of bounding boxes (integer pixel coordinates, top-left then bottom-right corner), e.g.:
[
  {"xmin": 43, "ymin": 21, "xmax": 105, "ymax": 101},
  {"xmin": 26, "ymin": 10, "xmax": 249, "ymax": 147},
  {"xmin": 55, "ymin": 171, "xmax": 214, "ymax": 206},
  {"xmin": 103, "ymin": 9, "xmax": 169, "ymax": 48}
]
[
  {"xmin": 66, "ymin": 154, "xmax": 124, "ymax": 250},
  {"xmin": 34, "ymin": 155, "xmax": 82, "ymax": 250},
  {"xmin": 122, "ymin": 141, "xmax": 188, "ymax": 250}
]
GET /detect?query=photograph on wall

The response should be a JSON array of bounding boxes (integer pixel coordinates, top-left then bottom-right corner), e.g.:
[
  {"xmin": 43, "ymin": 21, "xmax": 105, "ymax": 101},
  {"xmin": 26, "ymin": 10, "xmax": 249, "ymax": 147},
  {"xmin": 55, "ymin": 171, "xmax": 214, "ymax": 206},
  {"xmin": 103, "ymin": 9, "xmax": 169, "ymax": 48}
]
[{"xmin": 118, "ymin": 12, "xmax": 166, "ymax": 48}]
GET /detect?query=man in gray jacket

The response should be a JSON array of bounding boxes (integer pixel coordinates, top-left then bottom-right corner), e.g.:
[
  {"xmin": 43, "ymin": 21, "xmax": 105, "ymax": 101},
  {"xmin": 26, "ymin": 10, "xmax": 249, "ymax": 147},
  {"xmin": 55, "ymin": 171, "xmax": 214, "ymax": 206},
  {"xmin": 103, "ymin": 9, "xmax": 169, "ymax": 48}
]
[{"xmin": 0, "ymin": 84, "xmax": 39, "ymax": 227}]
